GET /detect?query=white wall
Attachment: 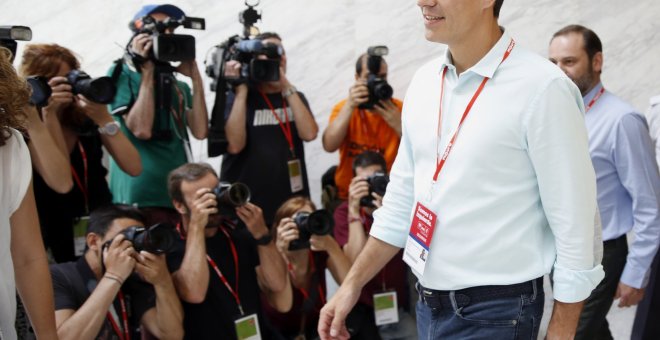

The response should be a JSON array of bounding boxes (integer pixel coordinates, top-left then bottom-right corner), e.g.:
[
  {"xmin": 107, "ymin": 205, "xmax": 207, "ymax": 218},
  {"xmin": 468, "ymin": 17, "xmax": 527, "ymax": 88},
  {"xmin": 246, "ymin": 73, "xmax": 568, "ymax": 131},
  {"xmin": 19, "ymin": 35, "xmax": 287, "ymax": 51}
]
[{"xmin": 3, "ymin": 0, "xmax": 659, "ymax": 205}]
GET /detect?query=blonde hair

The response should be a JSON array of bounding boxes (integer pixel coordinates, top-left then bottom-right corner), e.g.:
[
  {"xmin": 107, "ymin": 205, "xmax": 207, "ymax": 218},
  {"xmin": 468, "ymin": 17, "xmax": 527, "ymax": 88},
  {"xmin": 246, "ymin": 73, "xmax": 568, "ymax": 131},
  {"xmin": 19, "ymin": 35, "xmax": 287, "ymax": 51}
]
[{"xmin": 0, "ymin": 47, "xmax": 30, "ymax": 146}]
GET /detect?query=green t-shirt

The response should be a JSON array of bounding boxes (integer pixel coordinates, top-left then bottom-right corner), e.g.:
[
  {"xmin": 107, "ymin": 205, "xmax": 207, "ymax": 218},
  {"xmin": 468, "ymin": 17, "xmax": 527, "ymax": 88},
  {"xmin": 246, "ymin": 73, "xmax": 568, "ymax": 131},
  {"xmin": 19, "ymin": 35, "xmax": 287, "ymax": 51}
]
[{"xmin": 106, "ymin": 62, "xmax": 193, "ymax": 208}]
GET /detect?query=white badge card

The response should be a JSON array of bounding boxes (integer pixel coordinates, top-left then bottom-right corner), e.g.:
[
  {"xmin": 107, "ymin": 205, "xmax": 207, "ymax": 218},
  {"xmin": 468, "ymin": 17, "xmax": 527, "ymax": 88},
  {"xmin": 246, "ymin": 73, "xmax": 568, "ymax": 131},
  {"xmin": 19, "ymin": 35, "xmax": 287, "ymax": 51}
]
[
  {"xmin": 403, "ymin": 202, "xmax": 438, "ymax": 275},
  {"xmin": 373, "ymin": 291, "xmax": 399, "ymax": 325},
  {"xmin": 235, "ymin": 314, "xmax": 262, "ymax": 340},
  {"xmin": 73, "ymin": 216, "xmax": 90, "ymax": 256},
  {"xmin": 287, "ymin": 159, "xmax": 304, "ymax": 193}
]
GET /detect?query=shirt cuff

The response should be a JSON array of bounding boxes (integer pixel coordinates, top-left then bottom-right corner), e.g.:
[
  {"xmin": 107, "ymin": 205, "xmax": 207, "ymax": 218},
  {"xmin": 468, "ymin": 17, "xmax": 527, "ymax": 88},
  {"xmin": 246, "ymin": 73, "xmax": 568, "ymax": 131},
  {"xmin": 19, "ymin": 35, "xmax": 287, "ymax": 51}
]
[
  {"xmin": 552, "ymin": 263, "xmax": 605, "ymax": 303},
  {"xmin": 620, "ymin": 262, "xmax": 650, "ymax": 289},
  {"xmin": 369, "ymin": 224, "xmax": 407, "ymax": 248}
]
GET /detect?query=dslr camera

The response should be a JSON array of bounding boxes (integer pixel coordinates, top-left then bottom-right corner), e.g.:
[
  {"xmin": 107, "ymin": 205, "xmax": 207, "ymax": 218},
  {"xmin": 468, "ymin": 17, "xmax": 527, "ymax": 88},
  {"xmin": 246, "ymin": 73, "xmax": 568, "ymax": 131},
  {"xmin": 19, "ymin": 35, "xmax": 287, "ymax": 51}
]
[
  {"xmin": 288, "ymin": 210, "xmax": 335, "ymax": 251},
  {"xmin": 105, "ymin": 222, "xmax": 178, "ymax": 255},
  {"xmin": 67, "ymin": 70, "xmax": 116, "ymax": 104},
  {"xmin": 360, "ymin": 172, "xmax": 390, "ymax": 208},
  {"xmin": 131, "ymin": 14, "xmax": 205, "ymax": 62},
  {"xmin": 213, "ymin": 182, "xmax": 251, "ymax": 218},
  {"xmin": 359, "ymin": 46, "xmax": 394, "ymax": 110}
]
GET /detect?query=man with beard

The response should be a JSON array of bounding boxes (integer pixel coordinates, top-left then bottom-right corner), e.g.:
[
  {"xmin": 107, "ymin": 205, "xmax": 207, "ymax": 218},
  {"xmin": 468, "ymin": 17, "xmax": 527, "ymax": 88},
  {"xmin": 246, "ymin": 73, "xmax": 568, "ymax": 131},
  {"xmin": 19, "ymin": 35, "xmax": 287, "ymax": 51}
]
[
  {"xmin": 166, "ymin": 163, "xmax": 288, "ymax": 339},
  {"xmin": 550, "ymin": 25, "xmax": 660, "ymax": 339}
]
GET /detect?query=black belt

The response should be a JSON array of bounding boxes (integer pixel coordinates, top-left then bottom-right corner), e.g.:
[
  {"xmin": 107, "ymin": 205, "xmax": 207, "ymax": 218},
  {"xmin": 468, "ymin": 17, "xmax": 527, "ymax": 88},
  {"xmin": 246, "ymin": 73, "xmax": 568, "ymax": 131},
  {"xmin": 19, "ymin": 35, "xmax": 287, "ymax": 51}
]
[{"xmin": 604, "ymin": 233, "xmax": 627, "ymax": 247}]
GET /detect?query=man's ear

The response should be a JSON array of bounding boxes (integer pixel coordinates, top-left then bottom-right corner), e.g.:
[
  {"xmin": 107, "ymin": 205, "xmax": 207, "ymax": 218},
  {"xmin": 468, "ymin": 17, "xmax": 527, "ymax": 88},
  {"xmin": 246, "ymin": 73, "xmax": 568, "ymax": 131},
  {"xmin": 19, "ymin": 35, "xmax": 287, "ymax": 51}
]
[
  {"xmin": 173, "ymin": 200, "xmax": 188, "ymax": 215},
  {"xmin": 482, "ymin": 0, "xmax": 496, "ymax": 14},
  {"xmin": 86, "ymin": 233, "xmax": 102, "ymax": 252},
  {"xmin": 592, "ymin": 51, "xmax": 603, "ymax": 74}
]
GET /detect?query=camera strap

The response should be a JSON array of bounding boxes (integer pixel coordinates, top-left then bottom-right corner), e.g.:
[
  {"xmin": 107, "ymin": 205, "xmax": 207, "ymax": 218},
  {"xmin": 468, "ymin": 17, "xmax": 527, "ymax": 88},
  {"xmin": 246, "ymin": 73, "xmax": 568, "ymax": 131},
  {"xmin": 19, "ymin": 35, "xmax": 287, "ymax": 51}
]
[
  {"xmin": 106, "ymin": 291, "xmax": 130, "ymax": 340},
  {"xmin": 70, "ymin": 141, "xmax": 89, "ymax": 214},
  {"xmin": 286, "ymin": 252, "xmax": 326, "ymax": 307},
  {"xmin": 258, "ymin": 91, "xmax": 294, "ymax": 157}
]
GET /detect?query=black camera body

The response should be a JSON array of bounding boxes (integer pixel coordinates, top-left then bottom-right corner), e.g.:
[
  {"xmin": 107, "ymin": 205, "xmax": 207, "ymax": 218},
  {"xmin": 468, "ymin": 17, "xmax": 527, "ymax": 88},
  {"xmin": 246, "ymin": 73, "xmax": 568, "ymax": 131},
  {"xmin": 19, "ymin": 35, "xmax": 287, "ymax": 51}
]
[
  {"xmin": 359, "ymin": 46, "xmax": 393, "ymax": 110},
  {"xmin": 109, "ymin": 223, "xmax": 177, "ymax": 255},
  {"xmin": 0, "ymin": 25, "xmax": 31, "ymax": 62},
  {"xmin": 213, "ymin": 182, "xmax": 251, "ymax": 218},
  {"xmin": 360, "ymin": 172, "xmax": 390, "ymax": 208},
  {"xmin": 288, "ymin": 210, "xmax": 335, "ymax": 251},
  {"xmin": 26, "ymin": 76, "xmax": 51, "ymax": 107},
  {"xmin": 133, "ymin": 15, "xmax": 205, "ymax": 62},
  {"xmin": 66, "ymin": 70, "xmax": 116, "ymax": 104}
]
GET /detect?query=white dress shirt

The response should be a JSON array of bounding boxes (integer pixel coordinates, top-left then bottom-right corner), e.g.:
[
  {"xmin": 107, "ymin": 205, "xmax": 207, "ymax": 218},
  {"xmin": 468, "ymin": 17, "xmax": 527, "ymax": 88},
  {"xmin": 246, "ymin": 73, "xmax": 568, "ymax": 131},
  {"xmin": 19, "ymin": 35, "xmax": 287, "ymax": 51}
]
[{"xmin": 370, "ymin": 30, "xmax": 604, "ymax": 303}]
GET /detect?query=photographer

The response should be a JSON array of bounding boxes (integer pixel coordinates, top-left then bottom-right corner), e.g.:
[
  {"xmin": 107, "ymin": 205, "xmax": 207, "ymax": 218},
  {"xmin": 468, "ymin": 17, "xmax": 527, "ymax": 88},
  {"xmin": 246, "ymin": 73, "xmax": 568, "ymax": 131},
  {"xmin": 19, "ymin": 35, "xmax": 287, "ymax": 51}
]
[
  {"xmin": 108, "ymin": 4, "xmax": 208, "ymax": 225},
  {"xmin": 166, "ymin": 162, "xmax": 288, "ymax": 339},
  {"xmin": 0, "ymin": 46, "xmax": 58, "ymax": 340},
  {"xmin": 332, "ymin": 151, "xmax": 416, "ymax": 339},
  {"xmin": 322, "ymin": 51, "xmax": 402, "ymax": 200},
  {"xmin": 263, "ymin": 196, "xmax": 350, "ymax": 339},
  {"xmin": 222, "ymin": 32, "xmax": 318, "ymax": 226},
  {"xmin": 20, "ymin": 43, "xmax": 141, "ymax": 263},
  {"xmin": 50, "ymin": 204, "xmax": 183, "ymax": 340}
]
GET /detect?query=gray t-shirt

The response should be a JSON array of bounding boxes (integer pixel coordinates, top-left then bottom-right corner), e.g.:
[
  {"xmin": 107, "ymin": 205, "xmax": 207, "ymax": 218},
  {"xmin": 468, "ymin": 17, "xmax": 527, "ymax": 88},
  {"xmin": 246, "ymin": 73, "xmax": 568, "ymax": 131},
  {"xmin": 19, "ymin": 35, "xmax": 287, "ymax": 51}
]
[{"xmin": 0, "ymin": 129, "xmax": 32, "ymax": 340}]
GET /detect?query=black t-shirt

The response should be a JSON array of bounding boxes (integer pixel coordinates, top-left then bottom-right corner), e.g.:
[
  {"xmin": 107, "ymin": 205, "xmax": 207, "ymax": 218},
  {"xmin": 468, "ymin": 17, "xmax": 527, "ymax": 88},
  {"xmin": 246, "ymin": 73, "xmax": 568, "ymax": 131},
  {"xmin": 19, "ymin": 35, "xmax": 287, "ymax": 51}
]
[
  {"xmin": 50, "ymin": 257, "xmax": 155, "ymax": 340},
  {"xmin": 221, "ymin": 90, "xmax": 311, "ymax": 226},
  {"xmin": 34, "ymin": 129, "xmax": 113, "ymax": 262},
  {"xmin": 167, "ymin": 227, "xmax": 269, "ymax": 340}
]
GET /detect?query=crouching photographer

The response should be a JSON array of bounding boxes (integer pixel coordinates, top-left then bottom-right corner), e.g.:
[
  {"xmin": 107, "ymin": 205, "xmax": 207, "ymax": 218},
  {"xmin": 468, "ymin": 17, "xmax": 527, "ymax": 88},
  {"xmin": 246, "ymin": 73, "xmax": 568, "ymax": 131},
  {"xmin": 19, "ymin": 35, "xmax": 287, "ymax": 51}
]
[
  {"xmin": 263, "ymin": 197, "xmax": 351, "ymax": 340},
  {"xmin": 333, "ymin": 151, "xmax": 417, "ymax": 339},
  {"xmin": 49, "ymin": 204, "xmax": 183, "ymax": 340},
  {"xmin": 166, "ymin": 162, "xmax": 288, "ymax": 339}
]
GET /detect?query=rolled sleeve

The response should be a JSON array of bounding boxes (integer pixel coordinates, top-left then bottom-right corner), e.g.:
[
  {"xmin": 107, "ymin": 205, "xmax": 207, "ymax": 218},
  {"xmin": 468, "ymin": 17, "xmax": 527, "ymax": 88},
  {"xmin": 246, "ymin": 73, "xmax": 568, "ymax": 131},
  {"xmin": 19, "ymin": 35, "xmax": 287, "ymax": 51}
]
[{"xmin": 524, "ymin": 77, "xmax": 604, "ymax": 302}]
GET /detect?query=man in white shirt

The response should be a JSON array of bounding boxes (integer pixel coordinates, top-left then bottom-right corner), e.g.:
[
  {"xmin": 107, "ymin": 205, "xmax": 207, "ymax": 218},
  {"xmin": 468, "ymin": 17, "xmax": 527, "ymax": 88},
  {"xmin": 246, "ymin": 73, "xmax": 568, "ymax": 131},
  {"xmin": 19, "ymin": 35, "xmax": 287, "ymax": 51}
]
[{"xmin": 318, "ymin": 1, "xmax": 604, "ymax": 339}]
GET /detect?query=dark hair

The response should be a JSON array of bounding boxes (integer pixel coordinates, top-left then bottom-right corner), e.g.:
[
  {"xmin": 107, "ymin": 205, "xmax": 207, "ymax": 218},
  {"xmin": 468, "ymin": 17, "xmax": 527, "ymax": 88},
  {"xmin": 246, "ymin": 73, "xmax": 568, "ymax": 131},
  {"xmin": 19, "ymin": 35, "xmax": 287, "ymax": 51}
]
[
  {"xmin": 272, "ymin": 196, "xmax": 316, "ymax": 231},
  {"xmin": 87, "ymin": 205, "xmax": 145, "ymax": 238},
  {"xmin": 355, "ymin": 53, "xmax": 368, "ymax": 76},
  {"xmin": 167, "ymin": 162, "xmax": 217, "ymax": 203},
  {"xmin": 256, "ymin": 32, "xmax": 282, "ymax": 41},
  {"xmin": 352, "ymin": 151, "xmax": 387, "ymax": 175},
  {"xmin": 494, "ymin": 0, "xmax": 504, "ymax": 17},
  {"xmin": 552, "ymin": 24, "xmax": 603, "ymax": 60}
]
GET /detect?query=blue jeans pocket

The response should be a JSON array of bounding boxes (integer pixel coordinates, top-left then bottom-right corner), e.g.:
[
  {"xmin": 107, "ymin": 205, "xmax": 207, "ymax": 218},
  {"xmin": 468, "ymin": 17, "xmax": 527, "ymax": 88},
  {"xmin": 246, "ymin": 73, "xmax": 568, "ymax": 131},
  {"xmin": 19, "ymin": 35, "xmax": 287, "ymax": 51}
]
[{"xmin": 452, "ymin": 294, "xmax": 522, "ymax": 327}]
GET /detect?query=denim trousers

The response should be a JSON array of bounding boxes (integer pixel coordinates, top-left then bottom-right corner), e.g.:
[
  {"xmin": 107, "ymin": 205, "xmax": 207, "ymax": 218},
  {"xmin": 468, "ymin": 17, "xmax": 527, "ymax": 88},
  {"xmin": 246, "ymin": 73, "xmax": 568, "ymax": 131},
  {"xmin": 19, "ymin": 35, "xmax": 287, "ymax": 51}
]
[{"xmin": 416, "ymin": 277, "xmax": 544, "ymax": 339}]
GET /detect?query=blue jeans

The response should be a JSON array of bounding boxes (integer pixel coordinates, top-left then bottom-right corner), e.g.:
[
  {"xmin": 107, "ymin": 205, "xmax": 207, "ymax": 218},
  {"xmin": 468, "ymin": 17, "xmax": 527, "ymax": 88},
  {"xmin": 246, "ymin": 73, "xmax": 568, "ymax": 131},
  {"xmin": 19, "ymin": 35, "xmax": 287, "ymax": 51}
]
[{"xmin": 416, "ymin": 278, "xmax": 544, "ymax": 339}]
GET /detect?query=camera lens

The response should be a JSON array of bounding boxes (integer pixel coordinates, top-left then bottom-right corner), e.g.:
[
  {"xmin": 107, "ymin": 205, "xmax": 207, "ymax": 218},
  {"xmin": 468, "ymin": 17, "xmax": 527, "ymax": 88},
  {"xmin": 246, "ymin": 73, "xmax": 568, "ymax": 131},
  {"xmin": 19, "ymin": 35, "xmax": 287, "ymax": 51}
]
[
  {"xmin": 307, "ymin": 210, "xmax": 334, "ymax": 235},
  {"xmin": 373, "ymin": 81, "xmax": 393, "ymax": 101},
  {"xmin": 142, "ymin": 223, "xmax": 176, "ymax": 254},
  {"xmin": 227, "ymin": 182, "xmax": 250, "ymax": 206}
]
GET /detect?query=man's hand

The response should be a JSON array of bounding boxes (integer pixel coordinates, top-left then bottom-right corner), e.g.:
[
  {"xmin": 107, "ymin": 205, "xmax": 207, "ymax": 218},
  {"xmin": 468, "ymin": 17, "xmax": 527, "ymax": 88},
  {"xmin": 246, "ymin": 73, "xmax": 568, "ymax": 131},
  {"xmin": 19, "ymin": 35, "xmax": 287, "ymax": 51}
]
[
  {"xmin": 76, "ymin": 95, "xmax": 114, "ymax": 125},
  {"xmin": 318, "ymin": 282, "xmax": 361, "ymax": 340},
  {"xmin": 103, "ymin": 234, "xmax": 137, "ymax": 281},
  {"xmin": 371, "ymin": 192, "xmax": 383, "ymax": 209},
  {"xmin": 43, "ymin": 76, "xmax": 73, "ymax": 115},
  {"xmin": 135, "ymin": 251, "xmax": 171, "ymax": 287},
  {"xmin": 236, "ymin": 203, "xmax": 269, "ymax": 239},
  {"xmin": 372, "ymin": 99, "xmax": 402, "ymax": 135},
  {"xmin": 347, "ymin": 176, "xmax": 370, "ymax": 215},
  {"xmin": 275, "ymin": 217, "xmax": 299, "ymax": 254},
  {"xmin": 131, "ymin": 33, "xmax": 153, "ymax": 59},
  {"xmin": 189, "ymin": 187, "xmax": 218, "ymax": 230},
  {"xmin": 615, "ymin": 282, "xmax": 645, "ymax": 307},
  {"xmin": 546, "ymin": 300, "xmax": 584, "ymax": 340},
  {"xmin": 346, "ymin": 80, "xmax": 369, "ymax": 109}
]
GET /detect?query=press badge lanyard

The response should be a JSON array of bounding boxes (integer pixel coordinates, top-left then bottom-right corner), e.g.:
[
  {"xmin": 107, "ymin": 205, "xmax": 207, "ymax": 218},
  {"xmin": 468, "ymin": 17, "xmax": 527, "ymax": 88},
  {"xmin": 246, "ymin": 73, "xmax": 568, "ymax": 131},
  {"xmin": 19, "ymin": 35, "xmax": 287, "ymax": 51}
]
[
  {"xmin": 429, "ymin": 39, "xmax": 515, "ymax": 200},
  {"xmin": 106, "ymin": 291, "xmax": 130, "ymax": 340},
  {"xmin": 70, "ymin": 142, "xmax": 89, "ymax": 214},
  {"xmin": 175, "ymin": 223, "xmax": 244, "ymax": 315},
  {"xmin": 259, "ymin": 91, "xmax": 294, "ymax": 158},
  {"xmin": 585, "ymin": 87, "xmax": 605, "ymax": 113},
  {"xmin": 286, "ymin": 252, "xmax": 326, "ymax": 305}
]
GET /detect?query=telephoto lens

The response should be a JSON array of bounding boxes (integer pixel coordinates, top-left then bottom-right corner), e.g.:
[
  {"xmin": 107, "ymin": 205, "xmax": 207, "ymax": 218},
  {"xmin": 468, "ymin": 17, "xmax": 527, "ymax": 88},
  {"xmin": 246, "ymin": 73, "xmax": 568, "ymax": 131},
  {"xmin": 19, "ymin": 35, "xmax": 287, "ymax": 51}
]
[
  {"xmin": 288, "ymin": 210, "xmax": 335, "ymax": 250},
  {"xmin": 107, "ymin": 223, "xmax": 177, "ymax": 255},
  {"xmin": 66, "ymin": 70, "xmax": 116, "ymax": 104}
]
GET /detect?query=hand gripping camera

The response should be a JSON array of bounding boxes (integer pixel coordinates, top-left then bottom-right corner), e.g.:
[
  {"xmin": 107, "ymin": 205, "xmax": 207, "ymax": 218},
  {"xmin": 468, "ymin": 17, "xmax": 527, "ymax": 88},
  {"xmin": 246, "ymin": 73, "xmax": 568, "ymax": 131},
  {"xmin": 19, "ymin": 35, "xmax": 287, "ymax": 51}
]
[
  {"xmin": 359, "ymin": 46, "xmax": 394, "ymax": 110},
  {"xmin": 360, "ymin": 172, "xmax": 390, "ymax": 208},
  {"xmin": 213, "ymin": 182, "xmax": 251, "ymax": 218},
  {"xmin": 104, "ymin": 222, "xmax": 178, "ymax": 255},
  {"xmin": 288, "ymin": 210, "xmax": 335, "ymax": 251}
]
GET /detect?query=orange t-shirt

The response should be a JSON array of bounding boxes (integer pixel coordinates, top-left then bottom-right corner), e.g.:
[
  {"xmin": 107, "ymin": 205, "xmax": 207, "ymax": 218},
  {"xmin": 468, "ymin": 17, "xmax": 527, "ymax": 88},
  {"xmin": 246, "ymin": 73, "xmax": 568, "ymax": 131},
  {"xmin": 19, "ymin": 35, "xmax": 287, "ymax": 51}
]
[{"xmin": 328, "ymin": 98, "xmax": 403, "ymax": 199}]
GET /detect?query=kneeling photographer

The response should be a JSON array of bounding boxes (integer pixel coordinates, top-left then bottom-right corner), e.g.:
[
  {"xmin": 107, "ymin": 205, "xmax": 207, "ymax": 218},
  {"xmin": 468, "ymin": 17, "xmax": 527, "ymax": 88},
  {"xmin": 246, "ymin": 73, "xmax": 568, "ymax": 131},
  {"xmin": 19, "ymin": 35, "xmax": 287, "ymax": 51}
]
[
  {"xmin": 107, "ymin": 4, "xmax": 208, "ymax": 226},
  {"xmin": 49, "ymin": 204, "xmax": 183, "ymax": 340},
  {"xmin": 263, "ymin": 197, "xmax": 350, "ymax": 340},
  {"xmin": 333, "ymin": 151, "xmax": 417, "ymax": 339},
  {"xmin": 166, "ymin": 162, "xmax": 288, "ymax": 339},
  {"xmin": 19, "ymin": 43, "xmax": 141, "ymax": 263}
]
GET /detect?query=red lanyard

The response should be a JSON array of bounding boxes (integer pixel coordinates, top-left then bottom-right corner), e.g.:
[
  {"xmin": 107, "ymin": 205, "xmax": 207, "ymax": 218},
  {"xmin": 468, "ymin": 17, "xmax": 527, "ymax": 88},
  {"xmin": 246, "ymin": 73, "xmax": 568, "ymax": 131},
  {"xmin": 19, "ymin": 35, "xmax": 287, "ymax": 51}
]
[
  {"xmin": 175, "ymin": 223, "xmax": 244, "ymax": 315},
  {"xmin": 585, "ymin": 87, "xmax": 605, "ymax": 113},
  {"xmin": 259, "ymin": 91, "xmax": 294, "ymax": 156},
  {"xmin": 71, "ymin": 142, "xmax": 89, "ymax": 213},
  {"xmin": 433, "ymin": 39, "xmax": 515, "ymax": 182},
  {"xmin": 287, "ymin": 252, "xmax": 326, "ymax": 306},
  {"xmin": 106, "ymin": 291, "xmax": 130, "ymax": 340}
]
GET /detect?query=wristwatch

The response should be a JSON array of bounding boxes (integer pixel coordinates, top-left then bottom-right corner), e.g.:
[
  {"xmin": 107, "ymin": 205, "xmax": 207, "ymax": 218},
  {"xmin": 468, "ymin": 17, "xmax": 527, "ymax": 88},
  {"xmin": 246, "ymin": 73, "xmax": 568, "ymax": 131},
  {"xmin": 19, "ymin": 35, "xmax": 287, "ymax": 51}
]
[
  {"xmin": 255, "ymin": 233, "xmax": 273, "ymax": 246},
  {"xmin": 282, "ymin": 86, "xmax": 297, "ymax": 98},
  {"xmin": 98, "ymin": 121, "xmax": 120, "ymax": 136}
]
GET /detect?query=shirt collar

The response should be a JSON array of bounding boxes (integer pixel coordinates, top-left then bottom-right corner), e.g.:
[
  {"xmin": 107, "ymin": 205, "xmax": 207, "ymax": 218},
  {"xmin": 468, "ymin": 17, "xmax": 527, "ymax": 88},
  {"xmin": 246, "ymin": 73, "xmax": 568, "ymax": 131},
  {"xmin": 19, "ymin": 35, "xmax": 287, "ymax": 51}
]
[
  {"xmin": 582, "ymin": 82, "xmax": 604, "ymax": 106},
  {"xmin": 438, "ymin": 28, "xmax": 513, "ymax": 79}
]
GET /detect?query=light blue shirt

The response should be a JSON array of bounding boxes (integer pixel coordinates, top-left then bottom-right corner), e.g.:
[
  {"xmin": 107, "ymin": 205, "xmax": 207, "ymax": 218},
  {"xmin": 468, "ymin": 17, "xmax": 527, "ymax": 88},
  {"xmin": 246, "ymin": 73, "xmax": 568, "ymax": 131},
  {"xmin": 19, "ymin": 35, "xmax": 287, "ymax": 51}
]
[
  {"xmin": 370, "ymin": 30, "xmax": 604, "ymax": 303},
  {"xmin": 584, "ymin": 83, "xmax": 660, "ymax": 288}
]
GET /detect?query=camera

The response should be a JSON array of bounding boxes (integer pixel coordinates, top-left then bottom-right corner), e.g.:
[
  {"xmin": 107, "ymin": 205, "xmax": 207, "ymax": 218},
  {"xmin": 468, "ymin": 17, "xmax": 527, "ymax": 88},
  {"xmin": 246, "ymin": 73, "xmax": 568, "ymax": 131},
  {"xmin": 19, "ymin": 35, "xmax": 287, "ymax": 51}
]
[
  {"xmin": 213, "ymin": 182, "xmax": 251, "ymax": 217},
  {"xmin": 66, "ymin": 70, "xmax": 116, "ymax": 104},
  {"xmin": 131, "ymin": 15, "xmax": 205, "ymax": 62},
  {"xmin": 360, "ymin": 172, "xmax": 390, "ymax": 208},
  {"xmin": 0, "ymin": 25, "xmax": 31, "ymax": 62},
  {"xmin": 288, "ymin": 210, "xmax": 335, "ymax": 251},
  {"xmin": 26, "ymin": 76, "xmax": 52, "ymax": 107},
  {"xmin": 359, "ymin": 46, "xmax": 394, "ymax": 110},
  {"xmin": 105, "ymin": 222, "xmax": 177, "ymax": 255}
]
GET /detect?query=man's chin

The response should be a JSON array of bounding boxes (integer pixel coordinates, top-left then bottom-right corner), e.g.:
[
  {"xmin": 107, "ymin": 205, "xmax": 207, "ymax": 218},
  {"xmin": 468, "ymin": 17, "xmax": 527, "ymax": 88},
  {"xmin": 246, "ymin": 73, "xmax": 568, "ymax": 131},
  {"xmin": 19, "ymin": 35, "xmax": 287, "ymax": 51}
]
[{"xmin": 206, "ymin": 214, "xmax": 224, "ymax": 229}]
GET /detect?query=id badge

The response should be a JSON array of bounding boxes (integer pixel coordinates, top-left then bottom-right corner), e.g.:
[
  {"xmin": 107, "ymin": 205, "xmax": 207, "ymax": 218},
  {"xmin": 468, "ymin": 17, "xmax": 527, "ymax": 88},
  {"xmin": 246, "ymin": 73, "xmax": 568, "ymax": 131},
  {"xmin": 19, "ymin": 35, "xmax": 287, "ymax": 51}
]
[
  {"xmin": 287, "ymin": 159, "xmax": 304, "ymax": 193},
  {"xmin": 373, "ymin": 291, "xmax": 399, "ymax": 325},
  {"xmin": 403, "ymin": 202, "xmax": 438, "ymax": 275},
  {"xmin": 235, "ymin": 313, "xmax": 261, "ymax": 340},
  {"xmin": 73, "ymin": 216, "xmax": 90, "ymax": 256}
]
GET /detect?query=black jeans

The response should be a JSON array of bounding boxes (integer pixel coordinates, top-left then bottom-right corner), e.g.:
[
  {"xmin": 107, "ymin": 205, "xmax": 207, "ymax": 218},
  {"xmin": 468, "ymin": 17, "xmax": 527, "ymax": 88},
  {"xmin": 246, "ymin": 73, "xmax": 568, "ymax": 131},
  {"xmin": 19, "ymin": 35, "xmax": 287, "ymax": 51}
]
[{"xmin": 575, "ymin": 234, "xmax": 628, "ymax": 340}]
